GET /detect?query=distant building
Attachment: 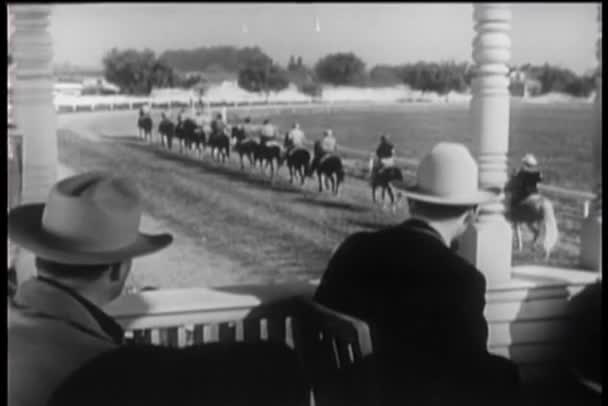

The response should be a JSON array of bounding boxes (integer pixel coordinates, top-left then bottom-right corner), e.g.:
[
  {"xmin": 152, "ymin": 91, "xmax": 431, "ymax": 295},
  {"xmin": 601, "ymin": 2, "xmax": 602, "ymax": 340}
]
[
  {"xmin": 81, "ymin": 77, "xmax": 120, "ymax": 95},
  {"xmin": 509, "ymin": 69, "xmax": 542, "ymax": 98},
  {"xmin": 53, "ymin": 82, "xmax": 84, "ymax": 96}
]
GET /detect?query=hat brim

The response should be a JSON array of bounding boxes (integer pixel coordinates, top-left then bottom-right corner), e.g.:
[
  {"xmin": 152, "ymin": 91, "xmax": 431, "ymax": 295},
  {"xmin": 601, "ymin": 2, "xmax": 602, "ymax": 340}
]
[
  {"xmin": 8, "ymin": 204, "xmax": 173, "ymax": 265},
  {"xmin": 390, "ymin": 180, "xmax": 500, "ymax": 206}
]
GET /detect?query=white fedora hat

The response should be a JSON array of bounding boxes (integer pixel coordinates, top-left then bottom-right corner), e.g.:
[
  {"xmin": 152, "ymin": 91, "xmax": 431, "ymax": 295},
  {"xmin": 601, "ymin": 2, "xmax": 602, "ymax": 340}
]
[
  {"xmin": 391, "ymin": 142, "xmax": 499, "ymax": 206},
  {"xmin": 8, "ymin": 171, "xmax": 173, "ymax": 265},
  {"xmin": 521, "ymin": 154, "xmax": 538, "ymax": 170}
]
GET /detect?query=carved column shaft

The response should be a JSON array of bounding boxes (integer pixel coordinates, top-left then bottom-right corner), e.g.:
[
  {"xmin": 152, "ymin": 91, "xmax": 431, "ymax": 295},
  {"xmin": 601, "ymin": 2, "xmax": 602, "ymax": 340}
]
[
  {"xmin": 458, "ymin": 4, "xmax": 513, "ymax": 285},
  {"xmin": 11, "ymin": 4, "xmax": 57, "ymax": 204},
  {"xmin": 10, "ymin": 5, "xmax": 57, "ymax": 284},
  {"xmin": 580, "ymin": 4, "xmax": 602, "ymax": 273}
]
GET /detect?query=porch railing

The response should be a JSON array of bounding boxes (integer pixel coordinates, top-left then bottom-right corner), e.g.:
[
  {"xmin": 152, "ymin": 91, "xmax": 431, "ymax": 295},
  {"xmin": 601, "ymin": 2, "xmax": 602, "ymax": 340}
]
[{"xmin": 104, "ymin": 268, "xmax": 599, "ymax": 385}]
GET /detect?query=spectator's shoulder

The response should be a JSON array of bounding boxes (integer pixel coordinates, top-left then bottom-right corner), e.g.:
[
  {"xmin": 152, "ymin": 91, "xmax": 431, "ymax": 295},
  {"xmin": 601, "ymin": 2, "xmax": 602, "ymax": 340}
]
[{"xmin": 331, "ymin": 231, "xmax": 371, "ymax": 258}]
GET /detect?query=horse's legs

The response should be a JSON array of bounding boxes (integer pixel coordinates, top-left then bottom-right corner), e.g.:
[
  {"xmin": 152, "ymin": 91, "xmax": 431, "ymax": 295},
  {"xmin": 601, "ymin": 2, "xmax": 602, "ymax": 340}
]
[
  {"xmin": 288, "ymin": 165, "xmax": 294, "ymax": 183},
  {"xmin": 387, "ymin": 186, "xmax": 395, "ymax": 205},
  {"xmin": 318, "ymin": 173, "xmax": 323, "ymax": 192}
]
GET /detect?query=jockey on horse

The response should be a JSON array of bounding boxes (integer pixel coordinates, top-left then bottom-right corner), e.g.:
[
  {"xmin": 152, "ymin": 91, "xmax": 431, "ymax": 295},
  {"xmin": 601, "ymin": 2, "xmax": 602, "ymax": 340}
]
[
  {"xmin": 370, "ymin": 133, "xmax": 396, "ymax": 178},
  {"xmin": 505, "ymin": 154, "xmax": 558, "ymax": 259},
  {"xmin": 259, "ymin": 119, "xmax": 282, "ymax": 148},
  {"xmin": 309, "ymin": 129, "xmax": 338, "ymax": 175},
  {"xmin": 507, "ymin": 153, "xmax": 543, "ymax": 210},
  {"xmin": 284, "ymin": 122, "xmax": 307, "ymax": 155}
]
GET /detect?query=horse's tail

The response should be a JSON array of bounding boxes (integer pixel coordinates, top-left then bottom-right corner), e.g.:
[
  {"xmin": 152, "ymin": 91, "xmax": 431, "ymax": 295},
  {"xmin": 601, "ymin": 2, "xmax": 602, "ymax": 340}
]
[
  {"xmin": 368, "ymin": 155, "xmax": 375, "ymax": 175},
  {"xmin": 540, "ymin": 198, "xmax": 559, "ymax": 259}
]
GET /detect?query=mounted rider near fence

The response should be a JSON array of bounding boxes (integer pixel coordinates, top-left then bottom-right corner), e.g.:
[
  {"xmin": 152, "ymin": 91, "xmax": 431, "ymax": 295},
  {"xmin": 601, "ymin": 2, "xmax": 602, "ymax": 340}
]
[
  {"xmin": 232, "ymin": 117, "xmax": 258, "ymax": 170},
  {"xmin": 369, "ymin": 133, "xmax": 404, "ymax": 208},
  {"xmin": 158, "ymin": 112, "xmax": 175, "ymax": 150},
  {"xmin": 283, "ymin": 123, "xmax": 311, "ymax": 185},
  {"xmin": 137, "ymin": 106, "xmax": 153, "ymax": 142},
  {"xmin": 255, "ymin": 119, "xmax": 284, "ymax": 179},
  {"xmin": 309, "ymin": 130, "xmax": 344, "ymax": 195},
  {"xmin": 209, "ymin": 113, "xmax": 231, "ymax": 163},
  {"xmin": 505, "ymin": 154, "xmax": 559, "ymax": 260}
]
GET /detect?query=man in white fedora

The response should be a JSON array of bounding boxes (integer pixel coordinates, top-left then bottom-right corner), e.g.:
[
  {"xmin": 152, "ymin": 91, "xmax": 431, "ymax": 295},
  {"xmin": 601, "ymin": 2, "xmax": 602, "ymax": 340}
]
[
  {"xmin": 314, "ymin": 143, "xmax": 519, "ymax": 405},
  {"xmin": 9, "ymin": 172, "xmax": 307, "ymax": 406},
  {"xmin": 7, "ymin": 171, "xmax": 174, "ymax": 406}
]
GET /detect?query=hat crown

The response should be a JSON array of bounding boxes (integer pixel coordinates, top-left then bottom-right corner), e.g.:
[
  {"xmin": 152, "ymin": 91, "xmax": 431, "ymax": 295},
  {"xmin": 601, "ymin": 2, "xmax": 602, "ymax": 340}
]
[
  {"xmin": 41, "ymin": 172, "xmax": 142, "ymax": 252},
  {"xmin": 416, "ymin": 143, "xmax": 479, "ymax": 199},
  {"xmin": 522, "ymin": 154, "xmax": 538, "ymax": 167}
]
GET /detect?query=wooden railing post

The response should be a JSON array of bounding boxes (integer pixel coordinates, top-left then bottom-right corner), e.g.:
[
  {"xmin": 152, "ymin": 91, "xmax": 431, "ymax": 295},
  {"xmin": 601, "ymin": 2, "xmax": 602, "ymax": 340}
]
[
  {"xmin": 458, "ymin": 4, "xmax": 513, "ymax": 285},
  {"xmin": 10, "ymin": 4, "xmax": 57, "ymax": 284},
  {"xmin": 580, "ymin": 4, "xmax": 602, "ymax": 274}
]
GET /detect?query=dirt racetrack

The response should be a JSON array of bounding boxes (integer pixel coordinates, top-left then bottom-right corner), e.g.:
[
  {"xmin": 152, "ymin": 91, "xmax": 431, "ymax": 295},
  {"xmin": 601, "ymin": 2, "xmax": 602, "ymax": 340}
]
[{"xmin": 57, "ymin": 109, "xmax": 580, "ymax": 289}]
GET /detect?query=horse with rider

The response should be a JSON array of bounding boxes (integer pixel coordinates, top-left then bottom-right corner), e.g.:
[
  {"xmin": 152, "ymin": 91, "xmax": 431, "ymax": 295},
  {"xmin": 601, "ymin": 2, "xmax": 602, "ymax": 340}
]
[
  {"xmin": 282, "ymin": 122, "xmax": 311, "ymax": 185},
  {"xmin": 208, "ymin": 113, "xmax": 231, "ymax": 162},
  {"xmin": 137, "ymin": 104, "xmax": 153, "ymax": 142},
  {"xmin": 505, "ymin": 154, "xmax": 559, "ymax": 259},
  {"xmin": 254, "ymin": 119, "xmax": 284, "ymax": 179},
  {"xmin": 369, "ymin": 133, "xmax": 404, "ymax": 208},
  {"xmin": 309, "ymin": 129, "xmax": 344, "ymax": 194},
  {"xmin": 231, "ymin": 117, "xmax": 259, "ymax": 170}
]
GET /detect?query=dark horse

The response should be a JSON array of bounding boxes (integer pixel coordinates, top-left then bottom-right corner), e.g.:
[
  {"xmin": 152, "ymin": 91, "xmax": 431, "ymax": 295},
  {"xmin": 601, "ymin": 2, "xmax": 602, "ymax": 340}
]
[
  {"xmin": 283, "ymin": 147, "xmax": 311, "ymax": 185},
  {"xmin": 254, "ymin": 142, "xmax": 283, "ymax": 180},
  {"xmin": 310, "ymin": 141, "xmax": 344, "ymax": 195},
  {"xmin": 231, "ymin": 126, "xmax": 257, "ymax": 170},
  {"xmin": 137, "ymin": 110, "xmax": 153, "ymax": 142},
  {"xmin": 369, "ymin": 157, "xmax": 404, "ymax": 210},
  {"xmin": 208, "ymin": 128, "xmax": 231, "ymax": 163},
  {"xmin": 158, "ymin": 117, "xmax": 175, "ymax": 150},
  {"xmin": 176, "ymin": 118, "xmax": 199, "ymax": 156}
]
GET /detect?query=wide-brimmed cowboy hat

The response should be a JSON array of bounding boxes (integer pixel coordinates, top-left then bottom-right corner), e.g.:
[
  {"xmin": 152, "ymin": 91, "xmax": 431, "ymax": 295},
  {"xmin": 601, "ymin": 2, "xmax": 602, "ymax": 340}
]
[
  {"xmin": 391, "ymin": 142, "xmax": 500, "ymax": 206},
  {"xmin": 8, "ymin": 171, "xmax": 173, "ymax": 265}
]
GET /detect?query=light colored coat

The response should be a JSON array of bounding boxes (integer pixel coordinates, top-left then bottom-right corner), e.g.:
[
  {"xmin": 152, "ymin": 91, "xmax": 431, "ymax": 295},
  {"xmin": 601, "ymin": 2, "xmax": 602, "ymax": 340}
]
[
  {"xmin": 287, "ymin": 128, "xmax": 306, "ymax": 148},
  {"xmin": 8, "ymin": 278, "xmax": 120, "ymax": 406}
]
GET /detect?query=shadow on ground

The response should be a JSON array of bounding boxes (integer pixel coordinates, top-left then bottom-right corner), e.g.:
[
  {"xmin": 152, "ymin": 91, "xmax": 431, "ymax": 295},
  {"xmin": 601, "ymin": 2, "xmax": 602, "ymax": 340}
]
[{"xmin": 293, "ymin": 196, "xmax": 370, "ymax": 213}]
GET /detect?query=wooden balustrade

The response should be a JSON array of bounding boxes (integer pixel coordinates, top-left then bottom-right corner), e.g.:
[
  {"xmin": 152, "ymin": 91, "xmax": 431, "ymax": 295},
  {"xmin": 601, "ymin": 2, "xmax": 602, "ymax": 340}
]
[{"xmin": 105, "ymin": 268, "xmax": 598, "ymax": 385}]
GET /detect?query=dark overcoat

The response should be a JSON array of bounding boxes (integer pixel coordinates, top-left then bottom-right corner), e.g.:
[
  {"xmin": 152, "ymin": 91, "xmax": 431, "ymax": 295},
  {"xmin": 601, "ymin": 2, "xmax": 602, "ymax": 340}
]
[{"xmin": 314, "ymin": 218, "xmax": 518, "ymax": 404}]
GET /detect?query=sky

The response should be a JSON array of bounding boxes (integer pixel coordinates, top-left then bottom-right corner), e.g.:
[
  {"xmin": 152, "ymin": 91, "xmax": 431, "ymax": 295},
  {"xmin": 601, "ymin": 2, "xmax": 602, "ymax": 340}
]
[{"xmin": 47, "ymin": 3, "xmax": 600, "ymax": 74}]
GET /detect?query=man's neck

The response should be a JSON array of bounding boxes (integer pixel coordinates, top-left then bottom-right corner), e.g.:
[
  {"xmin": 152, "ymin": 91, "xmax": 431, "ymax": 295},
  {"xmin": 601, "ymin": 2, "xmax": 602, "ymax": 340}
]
[{"xmin": 409, "ymin": 215, "xmax": 456, "ymax": 248}]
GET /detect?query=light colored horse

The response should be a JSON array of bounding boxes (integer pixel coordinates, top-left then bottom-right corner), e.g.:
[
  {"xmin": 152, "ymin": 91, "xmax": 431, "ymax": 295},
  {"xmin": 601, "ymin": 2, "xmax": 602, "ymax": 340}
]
[{"xmin": 506, "ymin": 193, "xmax": 559, "ymax": 260}]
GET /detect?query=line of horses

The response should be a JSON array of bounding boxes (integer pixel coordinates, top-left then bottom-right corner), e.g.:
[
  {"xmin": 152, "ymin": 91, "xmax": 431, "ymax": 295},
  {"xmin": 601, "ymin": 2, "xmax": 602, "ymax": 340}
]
[
  {"xmin": 138, "ymin": 112, "xmax": 561, "ymax": 260},
  {"xmin": 138, "ymin": 113, "xmax": 348, "ymax": 195}
]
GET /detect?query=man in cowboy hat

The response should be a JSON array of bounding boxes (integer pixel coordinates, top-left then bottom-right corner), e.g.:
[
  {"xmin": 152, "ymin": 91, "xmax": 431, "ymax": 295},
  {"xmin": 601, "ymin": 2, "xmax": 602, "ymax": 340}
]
[
  {"xmin": 8, "ymin": 172, "xmax": 307, "ymax": 406},
  {"xmin": 7, "ymin": 171, "xmax": 173, "ymax": 406},
  {"xmin": 314, "ymin": 143, "xmax": 519, "ymax": 405}
]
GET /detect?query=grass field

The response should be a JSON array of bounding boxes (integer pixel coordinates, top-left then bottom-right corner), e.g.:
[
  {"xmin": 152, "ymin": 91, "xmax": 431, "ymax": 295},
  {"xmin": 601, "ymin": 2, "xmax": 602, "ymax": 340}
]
[{"xmin": 57, "ymin": 102, "xmax": 593, "ymax": 288}]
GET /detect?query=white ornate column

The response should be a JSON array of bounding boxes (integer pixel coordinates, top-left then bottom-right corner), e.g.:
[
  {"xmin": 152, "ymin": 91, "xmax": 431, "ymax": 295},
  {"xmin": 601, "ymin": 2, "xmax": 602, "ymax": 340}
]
[
  {"xmin": 10, "ymin": 5, "xmax": 57, "ymax": 284},
  {"xmin": 458, "ymin": 4, "xmax": 513, "ymax": 285},
  {"xmin": 580, "ymin": 4, "xmax": 602, "ymax": 274}
]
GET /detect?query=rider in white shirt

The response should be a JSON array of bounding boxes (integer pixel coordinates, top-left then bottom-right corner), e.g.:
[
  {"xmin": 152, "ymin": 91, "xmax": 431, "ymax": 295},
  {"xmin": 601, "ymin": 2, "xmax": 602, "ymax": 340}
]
[
  {"xmin": 320, "ymin": 129, "xmax": 337, "ymax": 155},
  {"xmin": 260, "ymin": 119, "xmax": 281, "ymax": 147},
  {"xmin": 286, "ymin": 122, "xmax": 307, "ymax": 151}
]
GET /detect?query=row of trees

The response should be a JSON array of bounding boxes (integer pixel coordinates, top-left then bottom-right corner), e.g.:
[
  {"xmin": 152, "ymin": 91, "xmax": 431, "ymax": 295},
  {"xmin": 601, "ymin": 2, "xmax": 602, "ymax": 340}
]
[{"xmin": 101, "ymin": 46, "xmax": 596, "ymax": 98}]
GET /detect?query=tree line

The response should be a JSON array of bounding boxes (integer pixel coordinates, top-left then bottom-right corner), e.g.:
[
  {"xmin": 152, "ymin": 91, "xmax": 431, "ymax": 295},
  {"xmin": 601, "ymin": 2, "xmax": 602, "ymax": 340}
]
[{"xmin": 101, "ymin": 46, "xmax": 597, "ymax": 98}]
